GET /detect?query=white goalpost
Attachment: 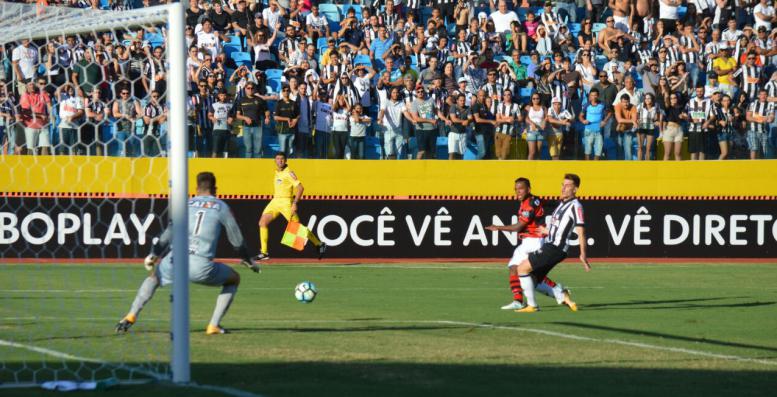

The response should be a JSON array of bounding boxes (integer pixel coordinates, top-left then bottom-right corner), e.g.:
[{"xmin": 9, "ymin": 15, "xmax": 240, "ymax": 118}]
[{"xmin": 0, "ymin": 0, "xmax": 190, "ymax": 387}]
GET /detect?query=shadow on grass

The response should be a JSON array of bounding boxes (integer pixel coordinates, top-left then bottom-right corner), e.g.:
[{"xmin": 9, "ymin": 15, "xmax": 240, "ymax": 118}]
[
  {"xmin": 582, "ymin": 296, "xmax": 775, "ymax": 311},
  {"xmin": 553, "ymin": 321, "xmax": 777, "ymax": 353},
  {"xmin": 3, "ymin": 361, "xmax": 776, "ymax": 397}
]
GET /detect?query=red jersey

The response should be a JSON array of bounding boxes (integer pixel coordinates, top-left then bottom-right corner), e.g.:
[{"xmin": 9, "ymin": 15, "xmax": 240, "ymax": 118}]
[{"xmin": 518, "ymin": 195, "xmax": 544, "ymax": 238}]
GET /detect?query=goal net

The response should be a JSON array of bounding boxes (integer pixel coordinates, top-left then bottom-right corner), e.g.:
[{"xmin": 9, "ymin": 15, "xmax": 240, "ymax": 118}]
[{"xmin": 0, "ymin": 1, "xmax": 189, "ymax": 388}]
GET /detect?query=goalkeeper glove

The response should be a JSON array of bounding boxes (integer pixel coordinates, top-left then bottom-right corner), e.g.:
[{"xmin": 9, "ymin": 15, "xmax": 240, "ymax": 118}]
[
  {"xmin": 241, "ymin": 258, "xmax": 261, "ymax": 273},
  {"xmin": 144, "ymin": 254, "xmax": 158, "ymax": 271}
]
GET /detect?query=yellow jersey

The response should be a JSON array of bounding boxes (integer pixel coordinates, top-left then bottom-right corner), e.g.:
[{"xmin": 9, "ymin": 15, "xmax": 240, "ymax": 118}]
[
  {"xmin": 712, "ymin": 57, "xmax": 737, "ymax": 85},
  {"xmin": 273, "ymin": 167, "xmax": 301, "ymax": 199}
]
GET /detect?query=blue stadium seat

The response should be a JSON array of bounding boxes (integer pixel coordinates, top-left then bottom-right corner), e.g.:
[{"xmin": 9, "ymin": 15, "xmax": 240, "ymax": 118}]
[
  {"xmin": 410, "ymin": 54, "xmax": 418, "ymax": 71},
  {"xmin": 592, "ymin": 22, "xmax": 606, "ymax": 34},
  {"xmin": 265, "ymin": 68, "xmax": 284, "ymax": 81},
  {"xmin": 594, "ymin": 55, "xmax": 607, "ymax": 71},
  {"xmin": 519, "ymin": 87, "xmax": 533, "ymax": 100},
  {"xmin": 230, "ymin": 51, "xmax": 252, "ymax": 67},
  {"xmin": 316, "ymin": 37, "xmax": 329, "ymax": 52},
  {"xmin": 421, "ymin": 8, "xmax": 433, "ymax": 25},
  {"xmin": 319, "ymin": 4, "xmax": 341, "ymax": 22},
  {"xmin": 436, "ymin": 136, "xmax": 448, "ymax": 159},
  {"xmin": 519, "ymin": 55, "xmax": 531, "ymax": 65},
  {"xmin": 143, "ymin": 33, "xmax": 165, "ymax": 48},
  {"xmin": 365, "ymin": 136, "xmax": 381, "ymax": 159},
  {"xmin": 677, "ymin": 6, "xmax": 688, "ymax": 20},
  {"xmin": 568, "ymin": 22, "xmax": 581, "ymax": 36}
]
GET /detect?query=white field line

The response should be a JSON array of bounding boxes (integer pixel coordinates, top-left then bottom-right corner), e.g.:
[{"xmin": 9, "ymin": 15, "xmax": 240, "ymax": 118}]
[
  {"xmin": 3, "ymin": 319, "xmax": 776, "ymax": 368},
  {"xmin": 0, "ymin": 338, "xmax": 264, "ymax": 397},
  {"xmin": 436, "ymin": 320, "xmax": 777, "ymax": 367}
]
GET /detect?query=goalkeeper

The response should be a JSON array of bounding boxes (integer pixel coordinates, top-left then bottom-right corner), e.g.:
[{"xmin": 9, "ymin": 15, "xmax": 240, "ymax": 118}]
[{"xmin": 116, "ymin": 172, "xmax": 260, "ymax": 335}]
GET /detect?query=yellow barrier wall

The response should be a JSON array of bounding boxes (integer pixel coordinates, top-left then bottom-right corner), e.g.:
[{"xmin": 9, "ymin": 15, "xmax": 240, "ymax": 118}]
[{"xmin": 2, "ymin": 157, "xmax": 777, "ymax": 197}]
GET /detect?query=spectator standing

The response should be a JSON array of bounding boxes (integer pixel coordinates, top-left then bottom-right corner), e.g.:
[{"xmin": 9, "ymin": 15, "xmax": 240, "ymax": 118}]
[
  {"xmin": 142, "ymin": 89, "xmax": 167, "ymax": 157},
  {"xmin": 295, "ymin": 82, "xmax": 314, "ymax": 158},
  {"xmin": 613, "ymin": 94, "xmax": 637, "ymax": 160},
  {"xmin": 410, "ymin": 87, "xmax": 441, "ymax": 159},
  {"xmin": 208, "ymin": 89, "xmax": 234, "ymax": 158},
  {"xmin": 579, "ymin": 88, "xmax": 609, "ymax": 160},
  {"xmin": 349, "ymin": 104, "xmax": 371, "ymax": 160},
  {"xmin": 18, "ymin": 80, "xmax": 52, "ymax": 155},
  {"xmin": 274, "ymin": 85, "xmax": 300, "ymax": 155},
  {"xmin": 83, "ymin": 87, "xmax": 109, "ymax": 156},
  {"xmin": 746, "ymin": 89, "xmax": 776, "ymax": 158},
  {"xmin": 55, "ymin": 83, "xmax": 84, "ymax": 155},
  {"xmin": 11, "ymin": 39, "xmax": 38, "ymax": 94},
  {"xmin": 235, "ymin": 83, "xmax": 269, "ymax": 158},
  {"xmin": 112, "ymin": 87, "xmax": 142, "ymax": 157},
  {"xmin": 190, "ymin": 82, "xmax": 214, "ymax": 156}
]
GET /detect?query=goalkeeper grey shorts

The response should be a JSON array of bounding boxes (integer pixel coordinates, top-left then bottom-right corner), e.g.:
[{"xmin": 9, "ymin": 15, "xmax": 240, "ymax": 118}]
[{"xmin": 156, "ymin": 254, "xmax": 235, "ymax": 287}]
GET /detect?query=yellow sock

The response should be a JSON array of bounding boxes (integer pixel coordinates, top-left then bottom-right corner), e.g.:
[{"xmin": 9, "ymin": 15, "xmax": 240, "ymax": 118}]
[{"xmin": 260, "ymin": 226, "xmax": 269, "ymax": 254}]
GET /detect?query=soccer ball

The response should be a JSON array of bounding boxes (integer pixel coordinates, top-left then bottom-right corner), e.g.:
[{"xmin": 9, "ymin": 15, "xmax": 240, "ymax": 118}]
[{"xmin": 294, "ymin": 281, "xmax": 317, "ymax": 303}]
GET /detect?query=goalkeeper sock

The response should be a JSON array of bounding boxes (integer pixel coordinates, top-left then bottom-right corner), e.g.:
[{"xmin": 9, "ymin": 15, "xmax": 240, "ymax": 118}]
[
  {"xmin": 509, "ymin": 274, "xmax": 523, "ymax": 302},
  {"xmin": 519, "ymin": 274, "xmax": 537, "ymax": 308},
  {"xmin": 210, "ymin": 284, "xmax": 237, "ymax": 327},
  {"xmin": 260, "ymin": 226, "xmax": 269, "ymax": 254},
  {"xmin": 129, "ymin": 276, "xmax": 160, "ymax": 318}
]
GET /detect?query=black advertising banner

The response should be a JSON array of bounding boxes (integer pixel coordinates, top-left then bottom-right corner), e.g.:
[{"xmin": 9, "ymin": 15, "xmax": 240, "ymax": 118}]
[{"xmin": 1, "ymin": 198, "xmax": 776, "ymax": 259}]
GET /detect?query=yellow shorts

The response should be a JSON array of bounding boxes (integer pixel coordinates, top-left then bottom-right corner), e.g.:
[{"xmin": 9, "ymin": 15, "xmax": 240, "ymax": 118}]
[
  {"xmin": 547, "ymin": 133, "xmax": 563, "ymax": 157},
  {"xmin": 261, "ymin": 198, "xmax": 299, "ymax": 221}
]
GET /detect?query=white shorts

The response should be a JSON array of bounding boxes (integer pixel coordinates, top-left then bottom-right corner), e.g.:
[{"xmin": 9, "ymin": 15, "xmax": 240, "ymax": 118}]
[
  {"xmin": 507, "ymin": 237, "xmax": 544, "ymax": 267},
  {"xmin": 24, "ymin": 127, "xmax": 51, "ymax": 149},
  {"xmin": 447, "ymin": 131, "xmax": 467, "ymax": 154}
]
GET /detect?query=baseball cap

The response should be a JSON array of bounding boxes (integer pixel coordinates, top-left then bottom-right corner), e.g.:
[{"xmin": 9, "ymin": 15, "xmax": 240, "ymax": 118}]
[
  {"xmin": 707, "ymin": 72, "xmax": 718, "ymax": 79},
  {"xmin": 478, "ymin": 12, "xmax": 487, "ymax": 20},
  {"xmin": 719, "ymin": 43, "xmax": 729, "ymax": 50},
  {"xmin": 551, "ymin": 96, "xmax": 562, "ymax": 103},
  {"xmin": 254, "ymin": 12, "xmax": 262, "ymax": 18},
  {"xmin": 457, "ymin": 77, "xmax": 467, "ymax": 84}
]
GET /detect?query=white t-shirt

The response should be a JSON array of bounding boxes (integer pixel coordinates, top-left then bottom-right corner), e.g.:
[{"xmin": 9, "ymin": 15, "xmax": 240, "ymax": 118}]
[
  {"xmin": 332, "ymin": 108, "xmax": 350, "ymax": 131},
  {"xmin": 58, "ymin": 95, "xmax": 84, "ymax": 129},
  {"xmin": 381, "ymin": 99, "xmax": 405, "ymax": 130},
  {"xmin": 754, "ymin": 4, "xmax": 775, "ymax": 30},
  {"xmin": 314, "ymin": 101, "xmax": 333, "ymax": 132},
  {"xmin": 262, "ymin": 8, "xmax": 283, "ymax": 32},
  {"xmin": 12, "ymin": 44, "xmax": 39, "ymax": 80},
  {"xmin": 658, "ymin": 0, "xmax": 679, "ymax": 20},
  {"xmin": 306, "ymin": 13, "xmax": 328, "ymax": 29},
  {"xmin": 489, "ymin": 11, "xmax": 519, "ymax": 33},
  {"xmin": 196, "ymin": 31, "xmax": 220, "ymax": 58}
]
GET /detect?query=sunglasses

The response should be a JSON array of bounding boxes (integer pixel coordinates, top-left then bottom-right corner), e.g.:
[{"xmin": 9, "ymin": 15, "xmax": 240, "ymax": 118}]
[{"xmin": 531, "ymin": 97, "xmax": 540, "ymax": 100}]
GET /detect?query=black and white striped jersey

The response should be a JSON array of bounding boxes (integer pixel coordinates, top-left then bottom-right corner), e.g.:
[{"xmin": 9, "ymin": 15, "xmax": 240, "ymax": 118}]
[
  {"xmin": 703, "ymin": 41, "xmax": 720, "ymax": 72},
  {"xmin": 733, "ymin": 65, "xmax": 761, "ymax": 102},
  {"xmin": 546, "ymin": 198, "xmax": 585, "ymax": 252},
  {"xmin": 493, "ymin": 100, "xmax": 521, "ymax": 135},
  {"xmin": 747, "ymin": 100, "xmax": 775, "ymax": 133},
  {"xmin": 452, "ymin": 40, "xmax": 472, "ymax": 69},
  {"xmin": 679, "ymin": 35, "xmax": 699, "ymax": 65},
  {"xmin": 685, "ymin": 97, "xmax": 713, "ymax": 133}
]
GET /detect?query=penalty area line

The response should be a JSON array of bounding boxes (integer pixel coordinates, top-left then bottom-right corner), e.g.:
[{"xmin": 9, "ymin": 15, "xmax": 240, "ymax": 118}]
[{"xmin": 0, "ymin": 338, "xmax": 264, "ymax": 397}]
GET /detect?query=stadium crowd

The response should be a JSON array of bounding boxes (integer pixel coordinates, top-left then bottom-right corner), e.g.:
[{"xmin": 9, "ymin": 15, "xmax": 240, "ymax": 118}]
[{"xmin": 1, "ymin": 0, "xmax": 776, "ymax": 160}]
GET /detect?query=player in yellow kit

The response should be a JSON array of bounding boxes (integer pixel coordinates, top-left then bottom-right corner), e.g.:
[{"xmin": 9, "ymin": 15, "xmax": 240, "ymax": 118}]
[{"xmin": 254, "ymin": 152, "xmax": 326, "ymax": 261}]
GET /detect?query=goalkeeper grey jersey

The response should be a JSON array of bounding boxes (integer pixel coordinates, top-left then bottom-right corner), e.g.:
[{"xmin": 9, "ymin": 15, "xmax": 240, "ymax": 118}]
[{"xmin": 187, "ymin": 195, "xmax": 244, "ymax": 260}]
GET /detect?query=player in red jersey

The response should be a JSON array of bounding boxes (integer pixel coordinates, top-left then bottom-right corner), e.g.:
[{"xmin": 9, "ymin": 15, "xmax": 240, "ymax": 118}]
[{"xmin": 487, "ymin": 177, "xmax": 577, "ymax": 311}]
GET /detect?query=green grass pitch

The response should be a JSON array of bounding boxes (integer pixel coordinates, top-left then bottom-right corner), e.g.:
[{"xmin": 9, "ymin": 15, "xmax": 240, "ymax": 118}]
[{"xmin": 1, "ymin": 262, "xmax": 777, "ymax": 396}]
